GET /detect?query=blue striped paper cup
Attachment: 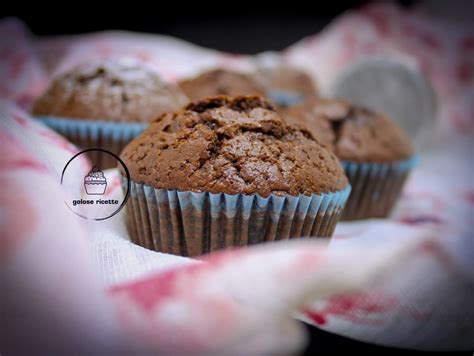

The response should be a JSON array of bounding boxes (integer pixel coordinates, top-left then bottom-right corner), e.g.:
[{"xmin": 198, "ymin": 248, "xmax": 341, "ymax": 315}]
[
  {"xmin": 35, "ymin": 116, "xmax": 148, "ymax": 168},
  {"xmin": 267, "ymin": 89, "xmax": 306, "ymax": 108},
  {"xmin": 122, "ymin": 177, "xmax": 351, "ymax": 257},
  {"xmin": 341, "ymin": 155, "xmax": 419, "ymax": 220}
]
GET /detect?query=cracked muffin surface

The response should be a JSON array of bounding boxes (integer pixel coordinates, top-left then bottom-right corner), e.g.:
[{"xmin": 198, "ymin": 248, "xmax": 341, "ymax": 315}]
[
  {"xmin": 32, "ymin": 59, "xmax": 189, "ymax": 122},
  {"xmin": 283, "ymin": 98, "xmax": 414, "ymax": 162},
  {"xmin": 178, "ymin": 69, "xmax": 265, "ymax": 102},
  {"xmin": 120, "ymin": 96, "xmax": 348, "ymax": 197}
]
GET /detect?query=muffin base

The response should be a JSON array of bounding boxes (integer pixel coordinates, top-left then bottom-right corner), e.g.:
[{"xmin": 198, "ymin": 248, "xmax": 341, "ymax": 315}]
[
  {"xmin": 123, "ymin": 179, "xmax": 351, "ymax": 257},
  {"xmin": 341, "ymin": 156, "xmax": 418, "ymax": 220},
  {"xmin": 36, "ymin": 116, "xmax": 147, "ymax": 169},
  {"xmin": 84, "ymin": 182, "xmax": 107, "ymax": 195}
]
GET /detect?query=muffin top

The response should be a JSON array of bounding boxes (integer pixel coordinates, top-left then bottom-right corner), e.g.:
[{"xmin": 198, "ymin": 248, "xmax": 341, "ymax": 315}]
[
  {"xmin": 121, "ymin": 96, "xmax": 348, "ymax": 197},
  {"xmin": 283, "ymin": 98, "xmax": 414, "ymax": 162},
  {"xmin": 255, "ymin": 66, "xmax": 318, "ymax": 106},
  {"xmin": 178, "ymin": 69, "xmax": 265, "ymax": 102},
  {"xmin": 32, "ymin": 59, "xmax": 189, "ymax": 122}
]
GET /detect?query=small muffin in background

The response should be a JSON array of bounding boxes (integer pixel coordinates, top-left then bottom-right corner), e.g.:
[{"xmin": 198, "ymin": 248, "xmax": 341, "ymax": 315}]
[
  {"xmin": 178, "ymin": 68, "xmax": 265, "ymax": 101},
  {"xmin": 32, "ymin": 58, "xmax": 189, "ymax": 167},
  {"xmin": 284, "ymin": 98, "xmax": 417, "ymax": 220},
  {"xmin": 255, "ymin": 66, "xmax": 319, "ymax": 108},
  {"xmin": 120, "ymin": 95, "xmax": 351, "ymax": 257}
]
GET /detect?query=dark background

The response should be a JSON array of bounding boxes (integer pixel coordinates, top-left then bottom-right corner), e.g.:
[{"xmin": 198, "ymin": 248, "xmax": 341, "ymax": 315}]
[{"xmin": 5, "ymin": 1, "xmax": 416, "ymax": 54}]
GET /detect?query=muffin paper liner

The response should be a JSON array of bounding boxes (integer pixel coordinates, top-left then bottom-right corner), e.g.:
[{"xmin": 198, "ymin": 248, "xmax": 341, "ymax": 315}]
[
  {"xmin": 36, "ymin": 116, "xmax": 147, "ymax": 168},
  {"xmin": 341, "ymin": 155, "xmax": 419, "ymax": 220},
  {"xmin": 267, "ymin": 90, "xmax": 305, "ymax": 107},
  {"xmin": 122, "ymin": 178, "xmax": 351, "ymax": 257}
]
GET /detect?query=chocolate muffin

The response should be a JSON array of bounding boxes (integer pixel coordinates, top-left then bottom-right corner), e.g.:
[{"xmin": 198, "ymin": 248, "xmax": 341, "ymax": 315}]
[
  {"xmin": 32, "ymin": 59, "xmax": 189, "ymax": 167},
  {"xmin": 284, "ymin": 98, "xmax": 416, "ymax": 220},
  {"xmin": 120, "ymin": 96, "xmax": 351, "ymax": 256},
  {"xmin": 178, "ymin": 69, "xmax": 265, "ymax": 101},
  {"xmin": 255, "ymin": 66, "xmax": 319, "ymax": 108}
]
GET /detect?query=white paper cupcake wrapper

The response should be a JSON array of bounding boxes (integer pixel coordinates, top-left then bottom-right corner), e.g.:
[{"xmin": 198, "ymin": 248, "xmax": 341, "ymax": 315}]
[
  {"xmin": 122, "ymin": 178, "xmax": 351, "ymax": 257},
  {"xmin": 36, "ymin": 116, "xmax": 147, "ymax": 168},
  {"xmin": 341, "ymin": 155, "xmax": 419, "ymax": 220}
]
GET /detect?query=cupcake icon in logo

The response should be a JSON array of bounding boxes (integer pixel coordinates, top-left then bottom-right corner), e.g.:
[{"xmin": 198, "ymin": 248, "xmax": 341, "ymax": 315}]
[{"xmin": 84, "ymin": 165, "xmax": 107, "ymax": 195}]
